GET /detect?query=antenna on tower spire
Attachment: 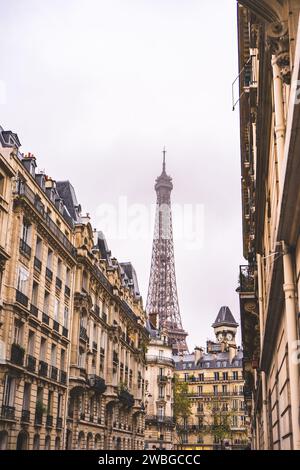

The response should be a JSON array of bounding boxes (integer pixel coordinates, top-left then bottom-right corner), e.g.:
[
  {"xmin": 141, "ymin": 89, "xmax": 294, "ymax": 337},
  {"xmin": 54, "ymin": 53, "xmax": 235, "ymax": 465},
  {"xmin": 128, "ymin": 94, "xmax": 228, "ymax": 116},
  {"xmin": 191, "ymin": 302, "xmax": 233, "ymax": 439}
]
[{"xmin": 162, "ymin": 146, "xmax": 166, "ymax": 172}]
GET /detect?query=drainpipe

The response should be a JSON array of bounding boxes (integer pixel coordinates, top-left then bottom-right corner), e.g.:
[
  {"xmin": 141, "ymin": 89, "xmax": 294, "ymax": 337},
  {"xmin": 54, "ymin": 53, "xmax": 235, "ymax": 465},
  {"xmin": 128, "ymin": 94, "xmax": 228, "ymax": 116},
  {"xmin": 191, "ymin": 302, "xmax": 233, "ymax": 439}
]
[
  {"xmin": 257, "ymin": 254, "xmax": 269, "ymax": 449},
  {"xmin": 282, "ymin": 242, "xmax": 300, "ymax": 450},
  {"xmin": 272, "ymin": 57, "xmax": 286, "ymax": 192}
]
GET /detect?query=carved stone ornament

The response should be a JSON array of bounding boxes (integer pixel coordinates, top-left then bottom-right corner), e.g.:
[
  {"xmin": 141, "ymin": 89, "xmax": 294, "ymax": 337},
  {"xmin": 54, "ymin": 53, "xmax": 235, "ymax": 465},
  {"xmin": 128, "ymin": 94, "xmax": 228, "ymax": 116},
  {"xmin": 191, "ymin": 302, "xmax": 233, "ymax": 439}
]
[{"xmin": 266, "ymin": 21, "xmax": 291, "ymax": 84}]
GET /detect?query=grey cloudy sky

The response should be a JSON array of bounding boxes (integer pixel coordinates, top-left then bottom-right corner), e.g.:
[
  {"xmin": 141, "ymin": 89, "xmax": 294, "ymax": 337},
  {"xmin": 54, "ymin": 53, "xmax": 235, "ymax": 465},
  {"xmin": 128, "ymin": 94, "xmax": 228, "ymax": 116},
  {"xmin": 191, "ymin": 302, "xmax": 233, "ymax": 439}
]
[{"xmin": 1, "ymin": 0, "xmax": 244, "ymax": 350}]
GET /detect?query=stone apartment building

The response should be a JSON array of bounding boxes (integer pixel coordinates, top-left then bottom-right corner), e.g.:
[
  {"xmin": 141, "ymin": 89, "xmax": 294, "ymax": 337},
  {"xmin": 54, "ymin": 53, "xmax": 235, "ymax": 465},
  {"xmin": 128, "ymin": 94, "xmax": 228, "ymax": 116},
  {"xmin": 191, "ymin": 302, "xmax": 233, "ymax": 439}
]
[
  {"xmin": 237, "ymin": 0, "xmax": 300, "ymax": 450},
  {"xmin": 174, "ymin": 307, "xmax": 248, "ymax": 450},
  {"xmin": 0, "ymin": 125, "xmax": 148, "ymax": 450}
]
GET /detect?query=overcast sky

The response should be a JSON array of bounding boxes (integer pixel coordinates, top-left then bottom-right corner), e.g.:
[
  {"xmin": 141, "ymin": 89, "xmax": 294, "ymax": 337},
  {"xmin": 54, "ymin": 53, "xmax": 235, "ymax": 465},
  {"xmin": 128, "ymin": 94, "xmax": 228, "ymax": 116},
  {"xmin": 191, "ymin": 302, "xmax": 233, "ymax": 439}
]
[{"xmin": 1, "ymin": 0, "xmax": 244, "ymax": 350}]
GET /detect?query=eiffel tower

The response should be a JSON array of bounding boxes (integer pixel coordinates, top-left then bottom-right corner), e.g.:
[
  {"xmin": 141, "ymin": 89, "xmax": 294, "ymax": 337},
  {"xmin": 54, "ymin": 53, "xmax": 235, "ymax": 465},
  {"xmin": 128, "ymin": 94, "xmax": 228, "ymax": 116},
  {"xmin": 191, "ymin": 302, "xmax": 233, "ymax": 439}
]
[{"xmin": 146, "ymin": 149, "xmax": 188, "ymax": 354}]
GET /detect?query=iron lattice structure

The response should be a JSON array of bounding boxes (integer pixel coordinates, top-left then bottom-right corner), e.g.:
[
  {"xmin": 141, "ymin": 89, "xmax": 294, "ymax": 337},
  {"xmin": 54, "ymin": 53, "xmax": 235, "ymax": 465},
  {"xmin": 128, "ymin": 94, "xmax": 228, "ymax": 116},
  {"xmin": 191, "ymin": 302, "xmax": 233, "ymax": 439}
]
[{"xmin": 146, "ymin": 151, "xmax": 188, "ymax": 354}]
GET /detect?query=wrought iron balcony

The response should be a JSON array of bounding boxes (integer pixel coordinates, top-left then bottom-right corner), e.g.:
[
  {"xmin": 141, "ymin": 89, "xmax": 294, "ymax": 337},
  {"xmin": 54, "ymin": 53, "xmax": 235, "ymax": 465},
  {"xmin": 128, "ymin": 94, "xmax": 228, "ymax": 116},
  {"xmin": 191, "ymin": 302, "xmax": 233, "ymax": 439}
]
[
  {"xmin": 16, "ymin": 289, "xmax": 28, "ymax": 307},
  {"xmin": 30, "ymin": 303, "xmax": 39, "ymax": 317},
  {"xmin": 45, "ymin": 267, "xmax": 53, "ymax": 282},
  {"xmin": 55, "ymin": 277, "xmax": 62, "ymax": 290},
  {"xmin": 157, "ymin": 374, "xmax": 168, "ymax": 383},
  {"xmin": 50, "ymin": 366, "xmax": 58, "ymax": 381},
  {"xmin": 79, "ymin": 326, "xmax": 88, "ymax": 341},
  {"xmin": 53, "ymin": 320, "xmax": 60, "ymax": 333},
  {"xmin": 26, "ymin": 354, "xmax": 36, "ymax": 372},
  {"xmin": 34, "ymin": 256, "xmax": 42, "ymax": 272},
  {"xmin": 39, "ymin": 360, "xmax": 48, "ymax": 377},
  {"xmin": 19, "ymin": 238, "xmax": 31, "ymax": 257},
  {"xmin": 118, "ymin": 388, "xmax": 134, "ymax": 408},
  {"xmin": 145, "ymin": 415, "xmax": 174, "ymax": 427},
  {"xmin": 11, "ymin": 343, "xmax": 25, "ymax": 366},
  {"xmin": 88, "ymin": 375, "xmax": 106, "ymax": 394},
  {"xmin": 239, "ymin": 265, "xmax": 256, "ymax": 293},
  {"xmin": 21, "ymin": 409, "xmax": 30, "ymax": 423},
  {"xmin": 1, "ymin": 405, "xmax": 15, "ymax": 420},
  {"xmin": 56, "ymin": 417, "xmax": 63, "ymax": 429},
  {"xmin": 46, "ymin": 414, "xmax": 53, "ymax": 428},
  {"xmin": 60, "ymin": 370, "xmax": 67, "ymax": 385},
  {"xmin": 62, "ymin": 326, "xmax": 68, "ymax": 338},
  {"xmin": 146, "ymin": 355, "xmax": 175, "ymax": 366},
  {"xmin": 64, "ymin": 285, "xmax": 70, "ymax": 297},
  {"xmin": 42, "ymin": 312, "xmax": 50, "ymax": 325}
]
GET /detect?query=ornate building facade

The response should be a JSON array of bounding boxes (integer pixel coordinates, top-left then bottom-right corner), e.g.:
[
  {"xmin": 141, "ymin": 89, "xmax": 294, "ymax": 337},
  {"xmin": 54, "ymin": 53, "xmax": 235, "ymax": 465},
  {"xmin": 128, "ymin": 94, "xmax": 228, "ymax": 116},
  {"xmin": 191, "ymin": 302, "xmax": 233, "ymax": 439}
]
[
  {"xmin": 0, "ymin": 125, "xmax": 148, "ymax": 450},
  {"xmin": 237, "ymin": 0, "xmax": 300, "ymax": 450},
  {"xmin": 144, "ymin": 328, "xmax": 174, "ymax": 450},
  {"xmin": 174, "ymin": 307, "xmax": 248, "ymax": 450}
]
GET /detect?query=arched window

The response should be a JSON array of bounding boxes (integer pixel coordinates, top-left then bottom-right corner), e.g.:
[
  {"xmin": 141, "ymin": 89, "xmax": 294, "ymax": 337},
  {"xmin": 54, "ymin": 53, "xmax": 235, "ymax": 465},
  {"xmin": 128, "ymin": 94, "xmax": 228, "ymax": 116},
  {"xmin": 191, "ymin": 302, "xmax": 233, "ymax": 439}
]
[
  {"xmin": 45, "ymin": 435, "xmax": 51, "ymax": 450},
  {"xmin": 87, "ymin": 433, "xmax": 93, "ymax": 450},
  {"xmin": 55, "ymin": 437, "xmax": 61, "ymax": 450},
  {"xmin": 0, "ymin": 431, "xmax": 8, "ymax": 450},
  {"xmin": 16, "ymin": 431, "xmax": 28, "ymax": 450},
  {"xmin": 78, "ymin": 431, "xmax": 85, "ymax": 450},
  {"xmin": 95, "ymin": 434, "xmax": 101, "ymax": 450},
  {"xmin": 33, "ymin": 434, "xmax": 40, "ymax": 450}
]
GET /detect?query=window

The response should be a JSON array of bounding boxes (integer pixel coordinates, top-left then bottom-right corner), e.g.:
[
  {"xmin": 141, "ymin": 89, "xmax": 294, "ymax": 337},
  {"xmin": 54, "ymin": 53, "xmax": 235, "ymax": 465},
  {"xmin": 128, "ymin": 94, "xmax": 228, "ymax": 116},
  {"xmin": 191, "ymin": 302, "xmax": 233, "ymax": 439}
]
[
  {"xmin": 31, "ymin": 281, "xmax": 38, "ymax": 306},
  {"xmin": 60, "ymin": 349, "xmax": 66, "ymax": 371},
  {"xmin": 57, "ymin": 394, "xmax": 63, "ymax": 418},
  {"xmin": 232, "ymin": 399, "xmax": 238, "ymax": 411},
  {"xmin": 222, "ymin": 385, "xmax": 228, "ymax": 395},
  {"xmin": 159, "ymin": 350, "xmax": 164, "ymax": 358},
  {"xmin": 27, "ymin": 331, "xmax": 35, "ymax": 356},
  {"xmin": 22, "ymin": 383, "xmax": 31, "ymax": 411},
  {"xmin": 159, "ymin": 367, "xmax": 164, "ymax": 377},
  {"xmin": 213, "ymin": 385, "xmax": 218, "ymax": 396},
  {"xmin": 82, "ymin": 271, "xmax": 88, "ymax": 291},
  {"xmin": 35, "ymin": 237, "xmax": 42, "ymax": 260},
  {"xmin": 198, "ymin": 373, "xmax": 204, "ymax": 381},
  {"xmin": 232, "ymin": 415, "xmax": 238, "ymax": 427},
  {"xmin": 57, "ymin": 259, "xmax": 62, "ymax": 279},
  {"xmin": 214, "ymin": 372, "xmax": 219, "ymax": 381},
  {"xmin": 197, "ymin": 403, "xmax": 203, "ymax": 412},
  {"xmin": 66, "ymin": 267, "xmax": 70, "ymax": 287},
  {"xmin": 51, "ymin": 344, "xmax": 57, "ymax": 366},
  {"xmin": 44, "ymin": 291, "xmax": 50, "ymax": 314},
  {"xmin": 197, "ymin": 386, "xmax": 202, "ymax": 396},
  {"xmin": 0, "ymin": 173, "xmax": 5, "ymax": 196},
  {"xmin": 78, "ymin": 348, "xmax": 85, "ymax": 368},
  {"xmin": 3, "ymin": 375, "xmax": 16, "ymax": 406},
  {"xmin": 182, "ymin": 433, "xmax": 188, "ymax": 444},
  {"xmin": 232, "ymin": 371, "xmax": 238, "ymax": 380},
  {"xmin": 40, "ymin": 338, "xmax": 47, "ymax": 361},
  {"xmin": 158, "ymin": 386, "xmax": 164, "ymax": 399},
  {"xmin": 47, "ymin": 249, "xmax": 53, "ymax": 270},
  {"xmin": 21, "ymin": 218, "xmax": 31, "ymax": 245},
  {"xmin": 13, "ymin": 321, "xmax": 23, "ymax": 345},
  {"xmin": 47, "ymin": 391, "xmax": 53, "ymax": 415},
  {"xmin": 223, "ymin": 372, "xmax": 228, "ymax": 380},
  {"xmin": 17, "ymin": 266, "xmax": 29, "ymax": 295},
  {"xmin": 54, "ymin": 298, "xmax": 60, "ymax": 321},
  {"xmin": 184, "ymin": 373, "xmax": 189, "ymax": 381},
  {"xmin": 64, "ymin": 306, "xmax": 69, "ymax": 328},
  {"xmin": 240, "ymin": 401, "xmax": 244, "ymax": 410},
  {"xmin": 157, "ymin": 406, "xmax": 164, "ymax": 419}
]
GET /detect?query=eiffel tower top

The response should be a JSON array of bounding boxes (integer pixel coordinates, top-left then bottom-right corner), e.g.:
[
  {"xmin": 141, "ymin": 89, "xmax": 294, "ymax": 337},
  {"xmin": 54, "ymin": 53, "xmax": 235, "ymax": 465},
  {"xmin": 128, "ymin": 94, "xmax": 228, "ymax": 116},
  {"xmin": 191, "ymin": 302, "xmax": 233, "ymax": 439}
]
[{"xmin": 155, "ymin": 147, "xmax": 173, "ymax": 192}]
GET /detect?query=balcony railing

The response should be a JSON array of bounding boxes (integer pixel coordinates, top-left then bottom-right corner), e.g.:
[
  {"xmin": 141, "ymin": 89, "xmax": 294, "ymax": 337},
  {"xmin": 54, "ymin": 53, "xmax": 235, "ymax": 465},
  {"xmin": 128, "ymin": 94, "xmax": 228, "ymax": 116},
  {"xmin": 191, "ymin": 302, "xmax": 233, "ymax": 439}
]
[
  {"xmin": 11, "ymin": 343, "xmax": 25, "ymax": 366},
  {"xmin": 53, "ymin": 320, "xmax": 60, "ymax": 333},
  {"xmin": 177, "ymin": 376, "xmax": 242, "ymax": 383},
  {"xmin": 239, "ymin": 265, "xmax": 256, "ymax": 293},
  {"xmin": 79, "ymin": 326, "xmax": 88, "ymax": 341},
  {"xmin": 145, "ymin": 415, "xmax": 174, "ymax": 426},
  {"xmin": 1, "ymin": 405, "xmax": 15, "ymax": 420},
  {"xmin": 17, "ymin": 181, "xmax": 76, "ymax": 256},
  {"xmin": 34, "ymin": 256, "xmax": 42, "ymax": 272},
  {"xmin": 39, "ymin": 360, "xmax": 48, "ymax": 377},
  {"xmin": 19, "ymin": 238, "xmax": 31, "ymax": 257},
  {"xmin": 60, "ymin": 370, "xmax": 67, "ymax": 385},
  {"xmin": 42, "ymin": 312, "xmax": 50, "ymax": 325},
  {"xmin": 56, "ymin": 417, "xmax": 63, "ymax": 429},
  {"xmin": 55, "ymin": 277, "xmax": 62, "ymax": 290},
  {"xmin": 188, "ymin": 391, "xmax": 244, "ymax": 397},
  {"xmin": 21, "ymin": 409, "xmax": 30, "ymax": 423},
  {"xmin": 146, "ymin": 355, "xmax": 174, "ymax": 366},
  {"xmin": 64, "ymin": 285, "xmax": 70, "ymax": 297},
  {"xmin": 46, "ymin": 415, "xmax": 53, "ymax": 428},
  {"xmin": 16, "ymin": 289, "xmax": 28, "ymax": 307},
  {"xmin": 27, "ymin": 354, "xmax": 36, "ymax": 372},
  {"xmin": 62, "ymin": 326, "xmax": 68, "ymax": 338},
  {"xmin": 157, "ymin": 375, "xmax": 168, "ymax": 383},
  {"xmin": 30, "ymin": 303, "xmax": 39, "ymax": 317},
  {"xmin": 45, "ymin": 267, "xmax": 53, "ymax": 282},
  {"xmin": 34, "ymin": 410, "xmax": 43, "ymax": 426},
  {"xmin": 50, "ymin": 366, "xmax": 58, "ymax": 381}
]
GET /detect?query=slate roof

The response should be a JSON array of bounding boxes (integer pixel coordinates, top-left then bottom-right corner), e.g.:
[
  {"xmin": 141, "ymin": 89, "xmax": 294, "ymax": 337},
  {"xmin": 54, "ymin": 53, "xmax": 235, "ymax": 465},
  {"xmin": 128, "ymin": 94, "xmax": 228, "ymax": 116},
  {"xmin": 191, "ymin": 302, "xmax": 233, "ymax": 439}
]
[{"xmin": 212, "ymin": 306, "xmax": 239, "ymax": 328}]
